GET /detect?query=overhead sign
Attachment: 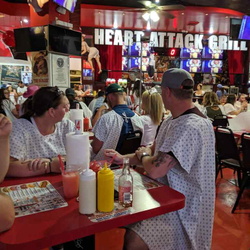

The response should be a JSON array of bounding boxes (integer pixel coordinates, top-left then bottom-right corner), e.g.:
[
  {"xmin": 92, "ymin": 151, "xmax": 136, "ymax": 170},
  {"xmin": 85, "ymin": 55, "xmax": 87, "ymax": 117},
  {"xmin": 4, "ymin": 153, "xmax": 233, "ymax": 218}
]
[{"xmin": 94, "ymin": 29, "xmax": 248, "ymax": 51}]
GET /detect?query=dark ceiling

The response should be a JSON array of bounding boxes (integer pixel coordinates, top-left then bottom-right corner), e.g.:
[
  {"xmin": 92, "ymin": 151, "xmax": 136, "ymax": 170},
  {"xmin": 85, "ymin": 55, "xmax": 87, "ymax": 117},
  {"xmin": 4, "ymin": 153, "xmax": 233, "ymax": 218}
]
[{"xmin": 4, "ymin": 0, "xmax": 250, "ymax": 15}]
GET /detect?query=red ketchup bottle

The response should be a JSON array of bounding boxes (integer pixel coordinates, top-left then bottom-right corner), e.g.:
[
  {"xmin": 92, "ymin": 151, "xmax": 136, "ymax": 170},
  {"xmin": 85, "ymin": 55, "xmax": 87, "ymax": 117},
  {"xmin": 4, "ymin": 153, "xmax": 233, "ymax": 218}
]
[{"xmin": 83, "ymin": 117, "xmax": 89, "ymax": 132}]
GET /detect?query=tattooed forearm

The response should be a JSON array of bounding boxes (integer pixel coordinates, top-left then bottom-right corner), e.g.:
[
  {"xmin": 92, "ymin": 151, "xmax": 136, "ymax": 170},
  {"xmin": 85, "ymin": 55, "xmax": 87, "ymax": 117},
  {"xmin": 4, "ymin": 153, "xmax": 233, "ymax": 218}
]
[{"xmin": 152, "ymin": 151, "xmax": 177, "ymax": 169}]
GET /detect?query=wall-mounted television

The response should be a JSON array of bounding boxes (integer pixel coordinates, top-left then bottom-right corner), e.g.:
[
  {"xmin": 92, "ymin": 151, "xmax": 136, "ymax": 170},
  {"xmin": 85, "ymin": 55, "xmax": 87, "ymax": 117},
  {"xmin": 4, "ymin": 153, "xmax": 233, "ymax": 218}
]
[
  {"xmin": 122, "ymin": 57, "xmax": 128, "ymax": 71},
  {"xmin": 202, "ymin": 46, "xmax": 223, "ymax": 59},
  {"xmin": 230, "ymin": 18, "xmax": 242, "ymax": 40},
  {"xmin": 202, "ymin": 60, "xmax": 223, "ymax": 74},
  {"xmin": 53, "ymin": 0, "xmax": 77, "ymax": 13},
  {"xmin": 238, "ymin": 15, "xmax": 250, "ymax": 40},
  {"xmin": 9, "ymin": 47, "xmax": 28, "ymax": 61},
  {"xmin": 14, "ymin": 26, "xmax": 46, "ymax": 53},
  {"xmin": 180, "ymin": 59, "xmax": 202, "ymax": 73},
  {"xmin": 180, "ymin": 48, "xmax": 202, "ymax": 58},
  {"xmin": 14, "ymin": 25, "xmax": 81, "ymax": 56},
  {"xmin": 48, "ymin": 25, "xmax": 81, "ymax": 56},
  {"xmin": 154, "ymin": 47, "xmax": 180, "ymax": 57}
]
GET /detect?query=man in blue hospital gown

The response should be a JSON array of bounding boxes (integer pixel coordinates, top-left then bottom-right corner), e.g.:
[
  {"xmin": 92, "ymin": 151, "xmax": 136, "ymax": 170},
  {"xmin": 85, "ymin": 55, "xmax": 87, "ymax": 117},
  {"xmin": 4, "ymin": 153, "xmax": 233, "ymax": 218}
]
[{"xmin": 105, "ymin": 68, "xmax": 215, "ymax": 250}]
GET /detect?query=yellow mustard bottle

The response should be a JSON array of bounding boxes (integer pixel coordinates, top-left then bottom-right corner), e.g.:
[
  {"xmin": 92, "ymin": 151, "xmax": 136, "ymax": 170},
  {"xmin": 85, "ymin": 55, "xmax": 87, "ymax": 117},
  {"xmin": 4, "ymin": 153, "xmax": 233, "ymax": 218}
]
[{"xmin": 97, "ymin": 162, "xmax": 114, "ymax": 212}]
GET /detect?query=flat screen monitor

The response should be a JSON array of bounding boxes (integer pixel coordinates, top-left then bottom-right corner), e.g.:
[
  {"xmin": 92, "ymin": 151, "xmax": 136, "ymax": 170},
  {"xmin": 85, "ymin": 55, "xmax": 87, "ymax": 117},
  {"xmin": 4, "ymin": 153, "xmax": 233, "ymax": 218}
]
[
  {"xmin": 128, "ymin": 57, "xmax": 140, "ymax": 69},
  {"xmin": 202, "ymin": 60, "xmax": 223, "ymax": 74},
  {"xmin": 180, "ymin": 59, "xmax": 202, "ymax": 73},
  {"xmin": 127, "ymin": 57, "xmax": 149, "ymax": 72},
  {"xmin": 83, "ymin": 69, "xmax": 92, "ymax": 77},
  {"xmin": 122, "ymin": 45, "xmax": 129, "ymax": 56},
  {"xmin": 122, "ymin": 57, "xmax": 128, "ymax": 71},
  {"xmin": 230, "ymin": 18, "xmax": 242, "ymax": 40},
  {"xmin": 154, "ymin": 47, "xmax": 180, "ymax": 57},
  {"xmin": 48, "ymin": 25, "xmax": 81, "ymax": 56},
  {"xmin": 202, "ymin": 46, "xmax": 223, "ymax": 59},
  {"xmin": 14, "ymin": 26, "xmax": 46, "ymax": 53},
  {"xmin": 180, "ymin": 48, "xmax": 202, "ymax": 58},
  {"xmin": 129, "ymin": 43, "xmax": 140, "ymax": 56},
  {"xmin": 53, "ymin": 0, "xmax": 77, "ymax": 13},
  {"xmin": 9, "ymin": 47, "xmax": 27, "ymax": 61},
  {"xmin": 238, "ymin": 15, "xmax": 250, "ymax": 40}
]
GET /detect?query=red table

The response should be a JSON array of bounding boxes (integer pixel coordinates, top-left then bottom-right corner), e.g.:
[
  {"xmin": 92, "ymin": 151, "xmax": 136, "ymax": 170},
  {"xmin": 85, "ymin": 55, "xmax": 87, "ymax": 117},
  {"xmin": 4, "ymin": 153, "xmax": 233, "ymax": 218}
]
[
  {"xmin": 0, "ymin": 174, "xmax": 185, "ymax": 250},
  {"xmin": 233, "ymin": 130, "xmax": 250, "ymax": 139}
]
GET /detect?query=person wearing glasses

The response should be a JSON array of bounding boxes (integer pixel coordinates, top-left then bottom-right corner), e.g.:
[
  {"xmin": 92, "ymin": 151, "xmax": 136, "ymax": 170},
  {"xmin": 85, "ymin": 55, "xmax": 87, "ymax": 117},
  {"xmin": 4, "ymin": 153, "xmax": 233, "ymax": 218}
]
[{"xmin": 8, "ymin": 87, "xmax": 75, "ymax": 177}]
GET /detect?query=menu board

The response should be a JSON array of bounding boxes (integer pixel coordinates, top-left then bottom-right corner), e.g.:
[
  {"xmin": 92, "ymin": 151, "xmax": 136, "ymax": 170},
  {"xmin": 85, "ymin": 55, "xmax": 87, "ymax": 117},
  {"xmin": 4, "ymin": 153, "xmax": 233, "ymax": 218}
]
[{"xmin": 0, "ymin": 180, "xmax": 68, "ymax": 217}]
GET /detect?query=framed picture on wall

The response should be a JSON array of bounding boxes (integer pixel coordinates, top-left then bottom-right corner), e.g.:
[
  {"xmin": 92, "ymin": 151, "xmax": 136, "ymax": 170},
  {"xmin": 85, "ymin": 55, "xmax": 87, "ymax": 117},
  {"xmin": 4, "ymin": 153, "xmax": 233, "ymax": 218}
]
[{"xmin": 50, "ymin": 53, "xmax": 70, "ymax": 88}]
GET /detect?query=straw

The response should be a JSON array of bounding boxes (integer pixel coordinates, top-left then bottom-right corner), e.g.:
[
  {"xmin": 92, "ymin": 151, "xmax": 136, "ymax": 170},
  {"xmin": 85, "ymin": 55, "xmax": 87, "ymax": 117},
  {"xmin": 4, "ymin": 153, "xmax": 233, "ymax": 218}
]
[
  {"xmin": 58, "ymin": 155, "xmax": 65, "ymax": 174},
  {"xmin": 106, "ymin": 152, "xmax": 117, "ymax": 167}
]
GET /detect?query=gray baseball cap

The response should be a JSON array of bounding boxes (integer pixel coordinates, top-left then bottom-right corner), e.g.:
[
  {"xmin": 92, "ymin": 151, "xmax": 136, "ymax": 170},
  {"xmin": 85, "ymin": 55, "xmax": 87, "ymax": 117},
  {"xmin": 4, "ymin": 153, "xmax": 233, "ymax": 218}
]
[{"xmin": 161, "ymin": 68, "xmax": 194, "ymax": 89}]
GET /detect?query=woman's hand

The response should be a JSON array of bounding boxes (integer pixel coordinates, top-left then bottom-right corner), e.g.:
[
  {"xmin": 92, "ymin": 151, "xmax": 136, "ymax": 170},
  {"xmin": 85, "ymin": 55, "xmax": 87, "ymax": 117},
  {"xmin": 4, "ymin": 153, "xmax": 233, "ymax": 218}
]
[
  {"xmin": 104, "ymin": 149, "xmax": 123, "ymax": 165},
  {"xmin": 23, "ymin": 158, "xmax": 51, "ymax": 173},
  {"xmin": 0, "ymin": 115, "xmax": 12, "ymax": 138}
]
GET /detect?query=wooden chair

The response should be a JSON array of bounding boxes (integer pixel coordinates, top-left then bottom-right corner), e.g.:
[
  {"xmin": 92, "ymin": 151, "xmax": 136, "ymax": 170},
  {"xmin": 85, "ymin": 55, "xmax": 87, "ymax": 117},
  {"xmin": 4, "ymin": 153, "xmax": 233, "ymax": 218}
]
[
  {"xmin": 232, "ymin": 133, "xmax": 250, "ymax": 213},
  {"xmin": 117, "ymin": 130, "xmax": 142, "ymax": 155},
  {"xmin": 215, "ymin": 126, "xmax": 242, "ymax": 186}
]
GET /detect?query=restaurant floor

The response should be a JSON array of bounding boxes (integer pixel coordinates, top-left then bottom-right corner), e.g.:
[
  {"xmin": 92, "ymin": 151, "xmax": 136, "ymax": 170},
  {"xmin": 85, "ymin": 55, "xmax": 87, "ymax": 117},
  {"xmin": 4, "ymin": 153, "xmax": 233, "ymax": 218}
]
[{"xmin": 47, "ymin": 168, "xmax": 250, "ymax": 250}]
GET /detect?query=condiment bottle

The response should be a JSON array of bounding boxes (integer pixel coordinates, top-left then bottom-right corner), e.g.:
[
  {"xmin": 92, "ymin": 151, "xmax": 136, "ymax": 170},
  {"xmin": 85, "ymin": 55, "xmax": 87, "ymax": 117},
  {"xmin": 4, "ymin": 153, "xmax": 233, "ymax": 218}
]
[
  {"xmin": 79, "ymin": 169, "xmax": 96, "ymax": 214},
  {"xmin": 83, "ymin": 117, "xmax": 89, "ymax": 132},
  {"xmin": 97, "ymin": 162, "xmax": 114, "ymax": 212},
  {"xmin": 118, "ymin": 158, "xmax": 133, "ymax": 207}
]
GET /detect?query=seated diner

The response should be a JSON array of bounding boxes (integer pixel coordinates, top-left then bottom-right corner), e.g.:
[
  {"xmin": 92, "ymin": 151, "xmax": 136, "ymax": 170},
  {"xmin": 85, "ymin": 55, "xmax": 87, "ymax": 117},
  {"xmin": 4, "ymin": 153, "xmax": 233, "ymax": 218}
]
[{"xmin": 8, "ymin": 86, "xmax": 75, "ymax": 177}]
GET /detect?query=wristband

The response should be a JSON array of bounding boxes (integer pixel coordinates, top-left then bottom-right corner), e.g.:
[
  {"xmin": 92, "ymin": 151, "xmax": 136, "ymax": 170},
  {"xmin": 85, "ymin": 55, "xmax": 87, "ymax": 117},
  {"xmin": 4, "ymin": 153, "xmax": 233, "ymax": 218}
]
[
  {"xmin": 48, "ymin": 158, "xmax": 52, "ymax": 173},
  {"xmin": 140, "ymin": 152, "xmax": 150, "ymax": 161}
]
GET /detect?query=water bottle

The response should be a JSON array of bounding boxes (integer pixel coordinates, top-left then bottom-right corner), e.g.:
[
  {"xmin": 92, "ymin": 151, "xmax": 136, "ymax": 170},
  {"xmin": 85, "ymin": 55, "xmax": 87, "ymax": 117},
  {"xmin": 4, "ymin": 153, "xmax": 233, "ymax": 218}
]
[{"xmin": 118, "ymin": 158, "xmax": 133, "ymax": 207}]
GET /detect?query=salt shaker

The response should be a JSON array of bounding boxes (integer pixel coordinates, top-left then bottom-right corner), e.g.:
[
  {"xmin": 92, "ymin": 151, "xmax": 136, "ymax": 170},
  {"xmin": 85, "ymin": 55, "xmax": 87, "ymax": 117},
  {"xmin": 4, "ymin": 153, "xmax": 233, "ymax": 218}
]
[{"xmin": 79, "ymin": 169, "xmax": 96, "ymax": 214}]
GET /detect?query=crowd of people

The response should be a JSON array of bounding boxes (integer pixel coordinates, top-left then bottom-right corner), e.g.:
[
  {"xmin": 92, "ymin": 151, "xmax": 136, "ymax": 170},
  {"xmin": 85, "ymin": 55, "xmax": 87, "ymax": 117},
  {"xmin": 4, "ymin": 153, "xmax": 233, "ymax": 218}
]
[
  {"xmin": 2, "ymin": 68, "xmax": 249, "ymax": 250},
  {"xmin": 193, "ymin": 83, "xmax": 249, "ymax": 120}
]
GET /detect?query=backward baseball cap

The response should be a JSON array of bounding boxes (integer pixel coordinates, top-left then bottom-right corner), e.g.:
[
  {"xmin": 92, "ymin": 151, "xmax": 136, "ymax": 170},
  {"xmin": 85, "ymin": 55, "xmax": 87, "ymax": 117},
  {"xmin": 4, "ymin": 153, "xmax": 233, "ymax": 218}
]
[
  {"xmin": 105, "ymin": 83, "xmax": 124, "ymax": 96},
  {"xmin": 161, "ymin": 68, "xmax": 194, "ymax": 89}
]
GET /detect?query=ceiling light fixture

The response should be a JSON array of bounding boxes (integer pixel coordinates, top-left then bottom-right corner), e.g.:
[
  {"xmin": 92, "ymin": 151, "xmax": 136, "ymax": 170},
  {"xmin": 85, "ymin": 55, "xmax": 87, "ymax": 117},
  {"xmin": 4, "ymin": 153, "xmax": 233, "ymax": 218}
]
[
  {"xmin": 142, "ymin": 12, "xmax": 150, "ymax": 21},
  {"xmin": 155, "ymin": 0, "xmax": 160, "ymax": 3},
  {"xmin": 23, "ymin": 19, "xmax": 29, "ymax": 23},
  {"xmin": 146, "ymin": 21, "xmax": 151, "ymax": 30},
  {"xmin": 150, "ymin": 10, "xmax": 160, "ymax": 22},
  {"xmin": 143, "ymin": 10, "xmax": 159, "ymax": 22}
]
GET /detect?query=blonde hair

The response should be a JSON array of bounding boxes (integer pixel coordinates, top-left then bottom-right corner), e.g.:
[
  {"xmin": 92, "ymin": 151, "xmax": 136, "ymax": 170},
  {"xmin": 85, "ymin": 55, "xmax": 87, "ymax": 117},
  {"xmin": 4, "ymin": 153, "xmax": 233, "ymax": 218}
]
[
  {"xmin": 202, "ymin": 92, "xmax": 220, "ymax": 107},
  {"xmin": 142, "ymin": 90, "xmax": 163, "ymax": 125}
]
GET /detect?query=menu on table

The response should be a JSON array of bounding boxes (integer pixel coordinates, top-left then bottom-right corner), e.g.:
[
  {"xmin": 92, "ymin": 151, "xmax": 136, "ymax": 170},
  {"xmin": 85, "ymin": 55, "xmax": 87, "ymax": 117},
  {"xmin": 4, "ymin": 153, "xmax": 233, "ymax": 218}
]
[
  {"xmin": 113, "ymin": 168, "xmax": 164, "ymax": 191},
  {"xmin": 0, "ymin": 180, "xmax": 68, "ymax": 217}
]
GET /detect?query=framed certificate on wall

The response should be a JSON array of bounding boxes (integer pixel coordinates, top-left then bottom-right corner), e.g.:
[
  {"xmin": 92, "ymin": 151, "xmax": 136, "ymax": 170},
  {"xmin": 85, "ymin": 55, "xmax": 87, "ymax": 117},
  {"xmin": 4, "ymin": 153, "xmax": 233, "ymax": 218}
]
[{"xmin": 50, "ymin": 53, "xmax": 70, "ymax": 88}]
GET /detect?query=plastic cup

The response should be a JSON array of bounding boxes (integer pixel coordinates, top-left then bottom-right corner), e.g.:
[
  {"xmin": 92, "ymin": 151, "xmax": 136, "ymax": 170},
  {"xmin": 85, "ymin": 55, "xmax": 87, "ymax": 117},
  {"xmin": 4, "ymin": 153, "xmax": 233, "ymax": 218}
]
[{"xmin": 62, "ymin": 171, "xmax": 79, "ymax": 199}]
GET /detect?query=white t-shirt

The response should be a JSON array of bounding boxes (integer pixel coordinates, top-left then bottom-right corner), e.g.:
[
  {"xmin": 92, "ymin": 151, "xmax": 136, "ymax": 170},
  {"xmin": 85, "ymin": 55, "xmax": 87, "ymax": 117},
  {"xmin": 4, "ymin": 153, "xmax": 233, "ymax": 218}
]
[
  {"xmin": 224, "ymin": 103, "xmax": 236, "ymax": 115},
  {"xmin": 140, "ymin": 115, "xmax": 158, "ymax": 146},
  {"xmin": 10, "ymin": 118, "xmax": 75, "ymax": 161},
  {"xmin": 17, "ymin": 86, "xmax": 27, "ymax": 104},
  {"xmin": 129, "ymin": 110, "xmax": 215, "ymax": 250}
]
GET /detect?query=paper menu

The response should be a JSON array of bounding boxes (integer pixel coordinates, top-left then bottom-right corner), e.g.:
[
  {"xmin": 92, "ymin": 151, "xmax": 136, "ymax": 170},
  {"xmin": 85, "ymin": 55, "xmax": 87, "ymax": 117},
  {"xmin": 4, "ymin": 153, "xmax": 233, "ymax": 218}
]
[{"xmin": 0, "ymin": 180, "xmax": 68, "ymax": 218}]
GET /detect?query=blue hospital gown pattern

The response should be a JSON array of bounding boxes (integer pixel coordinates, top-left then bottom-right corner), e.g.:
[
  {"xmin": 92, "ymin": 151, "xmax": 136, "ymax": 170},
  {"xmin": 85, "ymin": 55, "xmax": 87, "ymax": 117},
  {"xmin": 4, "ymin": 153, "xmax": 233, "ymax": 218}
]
[
  {"xmin": 128, "ymin": 113, "xmax": 215, "ymax": 250},
  {"xmin": 10, "ymin": 118, "xmax": 75, "ymax": 160},
  {"xmin": 92, "ymin": 110, "xmax": 143, "ymax": 161}
]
